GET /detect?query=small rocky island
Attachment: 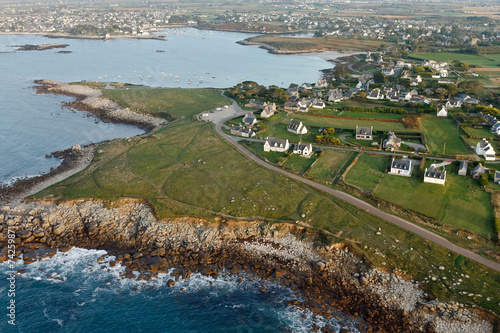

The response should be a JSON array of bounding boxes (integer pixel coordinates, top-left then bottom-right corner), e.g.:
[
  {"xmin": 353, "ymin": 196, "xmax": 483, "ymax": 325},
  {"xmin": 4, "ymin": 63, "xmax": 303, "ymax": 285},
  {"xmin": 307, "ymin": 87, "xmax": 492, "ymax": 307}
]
[{"xmin": 13, "ymin": 43, "xmax": 69, "ymax": 51}]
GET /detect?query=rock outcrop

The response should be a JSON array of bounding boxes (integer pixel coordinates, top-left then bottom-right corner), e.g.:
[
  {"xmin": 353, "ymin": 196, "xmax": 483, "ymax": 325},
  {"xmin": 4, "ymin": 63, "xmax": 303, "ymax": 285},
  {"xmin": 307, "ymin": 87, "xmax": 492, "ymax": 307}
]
[{"xmin": 0, "ymin": 200, "xmax": 495, "ymax": 332}]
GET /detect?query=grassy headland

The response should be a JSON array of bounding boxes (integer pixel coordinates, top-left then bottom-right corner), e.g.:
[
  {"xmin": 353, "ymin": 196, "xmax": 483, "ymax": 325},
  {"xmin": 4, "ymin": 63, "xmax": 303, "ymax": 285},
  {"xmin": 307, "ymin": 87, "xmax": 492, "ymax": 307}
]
[{"xmin": 31, "ymin": 83, "xmax": 500, "ymax": 314}]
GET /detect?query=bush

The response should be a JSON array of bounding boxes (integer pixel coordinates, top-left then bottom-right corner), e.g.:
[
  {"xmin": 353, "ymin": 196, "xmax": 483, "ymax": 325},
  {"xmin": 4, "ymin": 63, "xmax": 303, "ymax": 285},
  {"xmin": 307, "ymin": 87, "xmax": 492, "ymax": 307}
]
[
  {"xmin": 495, "ymin": 217, "xmax": 500, "ymax": 233},
  {"xmin": 479, "ymin": 173, "xmax": 489, "ymax": 186}
]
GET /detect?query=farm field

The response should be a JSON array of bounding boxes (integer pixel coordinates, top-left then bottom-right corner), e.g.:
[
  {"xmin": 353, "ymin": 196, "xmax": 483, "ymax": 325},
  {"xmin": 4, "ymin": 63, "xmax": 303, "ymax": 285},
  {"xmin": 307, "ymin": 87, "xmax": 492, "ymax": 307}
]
[
  {"xmin": 344, "ymin": 153, "xmax": 389, "ymax": 191},
  {"xmin": 316, "ymin": 109, "xmax": 405, "ymax": 120},
  {"xmin": 374, "ymin": 167, "xmax": 494, "ymax": 238},
  {"xmin": 287, "ymin": 113, "xmax": 408, "ymax": 132},
  {"xmin": 461, "ymin": 127, "xmax": 494, "ymax": 139},
  {"xmin": 410, "ymin": 52, "xmax": 500, "ymax": 68},
  {"xmin": 308, "ymin": 150, "xmax": 356, "ymax": 183},
  {"xmin": 420, "ymin": 118, "xmax": 469, "ymax": 155}
]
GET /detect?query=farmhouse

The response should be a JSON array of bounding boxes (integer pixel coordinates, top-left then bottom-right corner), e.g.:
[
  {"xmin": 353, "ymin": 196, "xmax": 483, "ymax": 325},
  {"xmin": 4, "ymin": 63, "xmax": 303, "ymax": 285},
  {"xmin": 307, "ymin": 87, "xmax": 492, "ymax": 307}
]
[
  {"xmin": 327, "ymin": 89, "xmax": 345, "ymax": 103},
  {"xmin": 383, "ymin": 131, "xmax": 401, "ymax": 151},
  {"xmin": 471, "ymin": 164, "xmax": 486, "ymax": 179},
  {"xmin": 242, "ymin": 112, "xmax": 257, "ymax": 126},
  {"xmin": 292, "ymin": 142, "xmax": 313, "ymax": 158},
  {"xmin": 476, "ymin": 139, "xmax": 496, "ymax": 161},
  {"xmin": 389, "ymin": 158, "xmax": 412, "ymax": 177},
  {"xmin": 287, "ymin": 119, "xmax": 308, "ymax": 135},
  {"xmin": 263, "ymin": 137, "xmax": 289, "ymax": 152},
  {"xmin": 437, "ymin": 106, "xmax": 447, "ymax": 117},
  {"xmin": 261, "ymin": 103, "xmax": 276, "ymax": 119},
  {"xmin": 355, "ymin": 125, "xmax": 373, "ymax": 140},
  {"xmin": 458, "ymin": 161, "xmax": 468, "ymax": 176},
  {"xmin": 230, "ymin": 126, "xmax": 256, "ymax": 138},
  {"xmin": 424, "ymin": 165, "xmax": 446, "ymax": 186}
]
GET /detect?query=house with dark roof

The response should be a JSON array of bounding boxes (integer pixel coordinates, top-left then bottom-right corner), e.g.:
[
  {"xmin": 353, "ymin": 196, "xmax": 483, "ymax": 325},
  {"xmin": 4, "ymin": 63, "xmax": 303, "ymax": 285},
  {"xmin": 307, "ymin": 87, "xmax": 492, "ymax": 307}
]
[
  {"xmin": 389, "ymin": 158, "xmax": 412, "ymax": 177},
  {"xmin": 424, "ymin": 165, "xmax": 446, "ymax": 185},
  {"xmin": 230, "ymin": 126, "xmax": 256, "ymax": 138},
  {"xmin": 242, "ymin": 112, "xmax": 257, "ymax": 126},
  {"xmin": 287, "ymin": 119, "xmax": 308, "ymax": 135},
  {"xmin": 263, "ymin": 137, "xmax": 289, "ymax": 153},
  {"xmin": 471, "ymin": 164, "xmax": 486, "ymax": 179},
  {"xmin": 355, "ymin": 125, "xmax": 373, "ymax": 140}
]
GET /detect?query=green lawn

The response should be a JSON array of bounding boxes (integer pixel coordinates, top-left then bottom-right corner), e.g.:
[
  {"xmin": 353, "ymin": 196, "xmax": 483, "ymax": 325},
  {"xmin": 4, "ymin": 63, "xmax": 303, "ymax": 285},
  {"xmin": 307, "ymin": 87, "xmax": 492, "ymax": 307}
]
[
  {"xmin": 309, "ymin": 150, "xmax": 356, "ymax": 183},
  {"xmin": 344, "ymin": 154, "xmax": 389, "ymax": 191},
  {"xmin": 461, "ymin": 127, "xmax": 494, "ymax": 140},
  {"xmin": 337, "ymin": 111, "xmax": 405, "ymax": 120},
  {"xmin": 410, "ymin": 52, "xmax": 500, "ymax": 68},
  {"xmin": 420, "ymin": 118, "xmax": 469, "ymax": 155},
  {"xmin": 374, "ymin": 166, "xmax": 494, "ymax": 238},
  {"xmin": 282, "ymin": 153, "xmax": 318, "ymax": 174}
]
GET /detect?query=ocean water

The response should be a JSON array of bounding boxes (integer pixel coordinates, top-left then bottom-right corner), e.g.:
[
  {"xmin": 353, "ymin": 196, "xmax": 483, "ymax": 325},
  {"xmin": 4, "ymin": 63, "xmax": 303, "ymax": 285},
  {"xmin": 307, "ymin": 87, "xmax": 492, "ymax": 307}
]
[
  {"xmin": 0, "ymin": 248, "xmax": 358, "ymax": 332},
  {"xmin": 0, "ymin": 28, "xmax": 350, "ymax": 332},
  {"xmin": 0, "ymin": 27, "xmax": 338, "ymax": 183}
]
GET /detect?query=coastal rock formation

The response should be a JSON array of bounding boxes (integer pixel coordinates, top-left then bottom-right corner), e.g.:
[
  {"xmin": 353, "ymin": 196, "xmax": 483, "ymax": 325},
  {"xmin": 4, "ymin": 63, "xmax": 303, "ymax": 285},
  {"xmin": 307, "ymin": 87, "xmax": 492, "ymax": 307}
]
[
  {"xmin": 13, "ymin": 43, "xmax": 69, "ymax": 51},
  {"xmin": 0, "ymin": 200, "xmax": 494, "ymax": 333},
  {"xmin": 34, "ymin": 80, "xmax": 168, "ymax": 129}
]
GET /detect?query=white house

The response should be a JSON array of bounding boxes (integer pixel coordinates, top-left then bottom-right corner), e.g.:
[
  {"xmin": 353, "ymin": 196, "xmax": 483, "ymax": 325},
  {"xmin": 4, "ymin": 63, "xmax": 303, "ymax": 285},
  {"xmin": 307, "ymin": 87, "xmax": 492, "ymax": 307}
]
[
  {"xmin": 287, "ymin": 119, "xmax": 308, "ymax": 135},
  {"xmin": 437, "ymin": 106, "xmax": 448, "ymax": 117},
  {"xmin": 292, "ymin": 142, "xmax": 313, "ymax": 158},
  {"xmin": 476, "ymin": 139, "xmax": 496, "ymax": 161},
  {"xmin": 424, "ymin": 165, "xmax": 446, "ymax": 185},
  {"xmin": 264, "ymin": 137, "xmax": 289, "ymax": 152},
  {"xmin": 389, "ymin": 158, "xmax": 412, "ymax": 177}
]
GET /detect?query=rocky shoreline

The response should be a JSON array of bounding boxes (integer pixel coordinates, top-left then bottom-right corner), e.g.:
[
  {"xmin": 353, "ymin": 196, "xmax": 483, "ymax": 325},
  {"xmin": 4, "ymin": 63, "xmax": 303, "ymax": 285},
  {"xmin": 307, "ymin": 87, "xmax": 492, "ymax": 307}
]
[
  {"xmin": 236, "ymin": 39, "xmax": 334, "ymax": 55},
  {"xmin": 0, "ymin": 200, "xmax": 495, "ymax": 332},
  {"xmin": 0, "ymin": 144, "xmax": 95, "ymax": 206},
  {"xmin": 33, "ymin": 80, "xmax": 168, "ymax": 130}
]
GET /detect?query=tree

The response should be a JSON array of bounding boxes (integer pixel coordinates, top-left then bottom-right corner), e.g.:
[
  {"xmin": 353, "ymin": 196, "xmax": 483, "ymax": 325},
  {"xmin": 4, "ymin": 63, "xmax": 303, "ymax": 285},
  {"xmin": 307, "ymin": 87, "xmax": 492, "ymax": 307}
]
[
  {"xmin": 460, "ymin": 62, "xmax": 470, "ymax": 71},
  {"xmin": 479, "ymin": 173, "xmax": 489, "ymax": 186},
  {"xmin": 373, "ymin": 71, "xmax": 386, "ymax": 84},
  {"xmin": 459, "ymin": 80, "xmax": 482, "ymax": 95},
  {"xmin": 447, "ymin": 85, "xmax": 458, "ymax": 98},
  {"xmin": 359, "ymin": 91, "xmax": 367, "ymax": 99}
]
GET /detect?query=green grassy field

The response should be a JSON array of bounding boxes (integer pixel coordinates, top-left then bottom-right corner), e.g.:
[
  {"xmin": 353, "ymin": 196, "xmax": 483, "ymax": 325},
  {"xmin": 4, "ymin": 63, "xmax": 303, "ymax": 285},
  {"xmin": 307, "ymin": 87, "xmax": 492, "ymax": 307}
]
[
  {"xmin": 309, "ymin": 150, "xmax": 356, "ymax": 183},
  {"xmin": 374, "ymin": 165, "xmax": 494, "ymax": 238},
  {"xmin": 410, "ymin": 52, "xmax": 500, "ymax": 68},
  {"xmin": 336, "ymin": 111, "xmax": 405, "ymax": 120},
  {"xmin": 461, "ymin": 126, "xmax": 494, "ymax": 139},
  {"xmin": 283, "ymin": 113, "xmax": 408, "ymax": 132},
  {"xmin": 420, "ymin": 118, "xmax": 469, "ymax": 155},
  {"xmin": 243, "ymin": 141, "xmax": 288, "ymax": 164},
  {"xmin": 344, "ymin": 154, "xmax": 389, "ymax": 191},
  {"xmin": 102, "ymin": 87, "xmax": 228, "ymax": 120},
  {"xmin": 32, "ymin": 84, "xmax": 500, "ymax": 313},
  {"xmin": 283, "ymin": 153, "xmax": 318, "ymax": 174}
]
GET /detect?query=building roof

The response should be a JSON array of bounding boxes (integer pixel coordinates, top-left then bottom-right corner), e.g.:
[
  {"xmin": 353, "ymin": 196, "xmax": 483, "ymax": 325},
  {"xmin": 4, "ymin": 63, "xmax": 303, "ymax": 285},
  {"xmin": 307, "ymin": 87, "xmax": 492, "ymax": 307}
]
[
  {"xmin": 266, "ymin": 137, "xmax": 288, "ymax": 148},
  {"xmin": 356, "ymin": 125, "xmax": 373, "ymax": 136},
  {"xmin": 392, "ymin": 158, "xmax": 411, "ymax": 170},
  {"xmin": 288, "ymin": 119, "xmax": 303, "ymax": 131},
  {"xmin": 425, "ymin": 166, "xmax": 446, "ymax": 179}
]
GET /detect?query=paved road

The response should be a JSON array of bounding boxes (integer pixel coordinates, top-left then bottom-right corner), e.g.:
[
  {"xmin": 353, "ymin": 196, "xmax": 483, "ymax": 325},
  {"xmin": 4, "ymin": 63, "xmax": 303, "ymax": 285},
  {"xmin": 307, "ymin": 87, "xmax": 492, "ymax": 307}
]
[{"xmin": 212, "ymin": 112, "xmax": 500, "ymax": 272}]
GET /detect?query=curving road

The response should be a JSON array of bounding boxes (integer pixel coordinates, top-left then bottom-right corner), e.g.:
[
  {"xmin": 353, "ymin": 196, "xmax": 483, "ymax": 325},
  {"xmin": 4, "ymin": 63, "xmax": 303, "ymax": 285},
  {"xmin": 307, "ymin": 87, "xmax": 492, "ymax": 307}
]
[{"xmin": 210, "ymin": 103, "xmax": 500, "ymax": 272}]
